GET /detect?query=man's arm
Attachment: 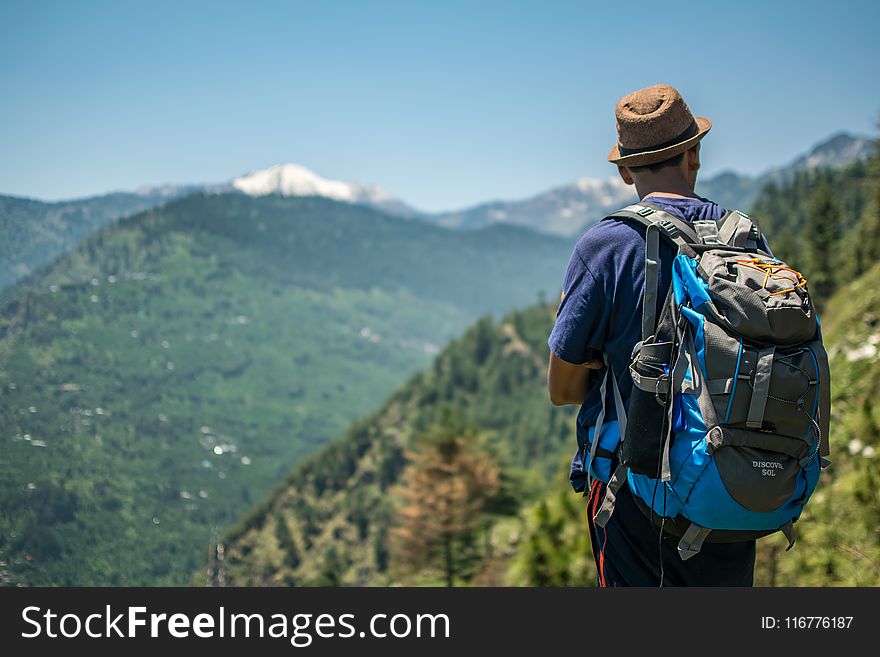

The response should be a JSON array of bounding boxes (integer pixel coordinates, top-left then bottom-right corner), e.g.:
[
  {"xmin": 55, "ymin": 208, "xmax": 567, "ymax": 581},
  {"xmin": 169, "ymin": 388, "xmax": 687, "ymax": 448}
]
[{"xmin": 547, "ymin": 352, "xmax": 603, "ymax": 406}]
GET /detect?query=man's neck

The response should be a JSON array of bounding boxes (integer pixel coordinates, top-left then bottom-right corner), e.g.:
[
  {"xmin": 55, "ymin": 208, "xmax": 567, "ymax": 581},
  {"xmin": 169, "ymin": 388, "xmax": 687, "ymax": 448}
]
[
  {"xmin": 641, "ymin": 190, "xmax": 697, "ymax": 199},
  {"xmin": 633, "ymin": 177, "xmax": 697, "ymax": 201}
]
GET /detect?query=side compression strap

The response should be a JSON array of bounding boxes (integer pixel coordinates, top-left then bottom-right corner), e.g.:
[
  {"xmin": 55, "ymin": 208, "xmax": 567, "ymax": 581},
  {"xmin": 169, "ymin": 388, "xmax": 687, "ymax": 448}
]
[
  {"xmin": 677, "ymin": 522, "xmax": 712, "ymax": 561},
  {"xmin": 781, "ymin": 521, "xmax": 796, "ymax": 551},
  {"xmin": 660, "ymin": 319, "xmax": 692, "ymax": 482},
  {"xmin": 814, "ymin": 345, "xmax": 832, "ymax": 458},
  {"xmin": 747, "ymin": 347, "xmax": 775, "ymax": 429},
  {"xmin": 585, "ymin": 370, "xmax": 606, "ymax": 496},
  {"xmin": 592, "ymin": 363, "xmax": 628, "ymax": 528},
  {"xmin": 584, "ymin": 354, "xmax": 626, "ymax": 497},
  {"xmin": 685, "ymin": 329, "xmax": 718, "ymax": 429}
]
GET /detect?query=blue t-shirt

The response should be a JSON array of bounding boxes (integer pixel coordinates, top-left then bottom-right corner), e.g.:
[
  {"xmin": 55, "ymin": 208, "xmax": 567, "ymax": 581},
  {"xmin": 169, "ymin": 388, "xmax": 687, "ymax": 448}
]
[{"xmin": 548, "ymin": 195, "xmax": 729, "ymax": 489}]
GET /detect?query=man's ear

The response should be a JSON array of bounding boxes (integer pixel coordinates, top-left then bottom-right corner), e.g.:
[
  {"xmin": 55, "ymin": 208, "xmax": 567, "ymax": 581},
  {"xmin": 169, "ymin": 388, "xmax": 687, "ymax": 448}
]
[
  {"xmin": 687, "ymin": 143, "xmax": 701, "ymax": 171},
  {"xmin": 617, "ymin": 165, "xmax": 634, "ymax": 185}
]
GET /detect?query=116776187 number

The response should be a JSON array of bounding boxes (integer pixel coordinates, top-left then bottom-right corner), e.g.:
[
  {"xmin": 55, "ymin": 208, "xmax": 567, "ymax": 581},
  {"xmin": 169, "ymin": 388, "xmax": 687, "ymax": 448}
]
[{"xmin": 762, "ymin": 616, "xmax": 854, "ymax": 630}]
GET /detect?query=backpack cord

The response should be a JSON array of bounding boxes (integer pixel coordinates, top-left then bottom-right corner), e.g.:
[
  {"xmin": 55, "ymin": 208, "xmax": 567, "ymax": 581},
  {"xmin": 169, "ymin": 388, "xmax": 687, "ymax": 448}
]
[
  {"xmin": 659, "ymin": 490, "xmax": 667, "ymax": 588},
  {"xmin": 651, "ymin": 331, "xmax": 676, "ymax": 588},
  {"xmin": 745, "ymin": 350, "xmax": 824, "ymax": 464},
  {"xmin": 652, "ymin": 295, "xmax": 684, "ymax": 587}
]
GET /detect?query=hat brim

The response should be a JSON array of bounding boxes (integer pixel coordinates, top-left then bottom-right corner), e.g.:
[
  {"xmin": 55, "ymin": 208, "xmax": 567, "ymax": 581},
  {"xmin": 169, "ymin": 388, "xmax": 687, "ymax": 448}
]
[{"xmin": 608, "ymin": 116, "xmax": 712, "ymax": 167}]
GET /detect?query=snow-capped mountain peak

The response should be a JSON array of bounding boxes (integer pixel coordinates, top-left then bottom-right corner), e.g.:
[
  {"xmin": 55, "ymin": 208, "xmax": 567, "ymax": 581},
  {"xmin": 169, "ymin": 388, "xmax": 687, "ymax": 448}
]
[{"xmin": 230, "ymin": 163, "xmax": 389, "ymax": 204}]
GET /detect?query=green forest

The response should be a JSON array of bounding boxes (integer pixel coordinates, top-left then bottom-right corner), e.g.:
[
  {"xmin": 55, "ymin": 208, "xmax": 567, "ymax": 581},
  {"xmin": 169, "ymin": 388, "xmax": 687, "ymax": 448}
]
[
  {"xmin": 205, "ymin": 145, "xmax": 880, "ymax": 587},
  {"xmin": 0, "ymin": 190, "xmax": 187, "ymax": 291}
]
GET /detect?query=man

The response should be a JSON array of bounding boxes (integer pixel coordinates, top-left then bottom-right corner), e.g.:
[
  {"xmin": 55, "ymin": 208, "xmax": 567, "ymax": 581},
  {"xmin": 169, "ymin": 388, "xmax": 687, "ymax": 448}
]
[{"xmin": 547, "ymin": 84, "xmax": 756, "ymax": 586}]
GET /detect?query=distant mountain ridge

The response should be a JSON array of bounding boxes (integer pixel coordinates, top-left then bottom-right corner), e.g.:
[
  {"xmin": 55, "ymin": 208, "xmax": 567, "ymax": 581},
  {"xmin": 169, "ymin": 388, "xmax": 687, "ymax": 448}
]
[
  {"xmin": 132, "ymin": 163, "xmax": 420, "ymax": 218},
  {"xmin": 0, "ymin": 164, "xmax": 417, "ymax": 291},
  {"xmin": 428, "ymin": 132, "xmax": 875, "ymax": 235},
  {"xmin": 0, "ymin": 131, "xmax": 872, "ymax": 290},
  {"xmin": 0, "ymin": 190, "xmax": 197, "ymax": 291},
  {"xmin": 699, "ymin": 131, "xmax": 876, "ymax": 214},
  {"xmin": 429, "ymin": 177, "xmax": 634, "ymax": 236}
]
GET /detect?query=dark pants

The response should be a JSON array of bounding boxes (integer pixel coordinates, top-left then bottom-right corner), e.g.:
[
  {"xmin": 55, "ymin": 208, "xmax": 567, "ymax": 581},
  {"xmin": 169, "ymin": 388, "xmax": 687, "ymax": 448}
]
[{"xmin": 586, "ymin": 479, "xmax": 757, "ymax": 587}]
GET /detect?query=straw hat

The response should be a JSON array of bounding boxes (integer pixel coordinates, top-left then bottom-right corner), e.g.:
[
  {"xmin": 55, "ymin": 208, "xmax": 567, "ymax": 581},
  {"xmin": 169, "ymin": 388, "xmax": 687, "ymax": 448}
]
[{"xmin": 608, "ymin": 84, "xmax": 712, "ymax": 167}]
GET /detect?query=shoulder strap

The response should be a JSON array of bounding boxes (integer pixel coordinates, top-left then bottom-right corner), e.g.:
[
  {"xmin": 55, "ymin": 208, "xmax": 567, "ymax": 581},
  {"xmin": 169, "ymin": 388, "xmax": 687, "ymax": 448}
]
[
  {"xmin": 605, "ymin": 202, "xmax": 701, "ymax": 248},
  {"xmin": 603, "ymin": 203, "xmax": 697, "ymax": 343}
]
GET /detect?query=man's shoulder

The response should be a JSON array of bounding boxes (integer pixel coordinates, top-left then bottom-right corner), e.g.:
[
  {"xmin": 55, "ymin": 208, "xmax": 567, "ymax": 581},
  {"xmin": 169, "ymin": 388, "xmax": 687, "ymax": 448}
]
[
  {"xmin": 572, "ymin": 213, "xmax": 649, "ymax": 270},
  {"xmin": 578, "ymin": 214, "xmax": 645, "ymax": 247}
]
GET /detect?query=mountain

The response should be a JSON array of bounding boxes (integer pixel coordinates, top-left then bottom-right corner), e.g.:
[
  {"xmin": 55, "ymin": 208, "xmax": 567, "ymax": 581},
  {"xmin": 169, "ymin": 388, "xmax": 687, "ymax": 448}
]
[
  {"xmin": 431, "ymin": 177, "xmax": 636, "ymax": 236},
  {"xmin": 0, "ymin": 194, "xmax": 573, "ymax": 586},
  {"xmin": 2, "ymin": 133, "xmax": 871, "ymax": 293},
  {"xmin": 0, "ymin": 189, "xmax": 195, "ymax": 291},
  {"xmin": 746, "ymin": 157, "xmax": 874, "ymax": 286},
  {"xmin": 699, "ymin": 132, "xmax": 876, "ymax": 214},
  {"xmin": 229, "ymin": 164, "xmax": 419, "ymax": 218},
  {"xmin": 784, "ymin": 132, "xmax": 876, "ymax": 172},
  {"xmin": 428, "ymin": 132, "xmax": 875, "ymax": 236},
  {"xmin": 0, "ymin": 165, "xmax": 417, "ymax": 294}
]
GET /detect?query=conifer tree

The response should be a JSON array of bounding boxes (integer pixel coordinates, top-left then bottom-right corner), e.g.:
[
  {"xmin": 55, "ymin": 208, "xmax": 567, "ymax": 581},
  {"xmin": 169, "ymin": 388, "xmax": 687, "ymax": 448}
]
[
  {"xmin": 508, "ymin": 464, "xmax": 594, "ymax": 587},
  {"xmin": 274, "ymin": 512, "xmax": 300, "ymax": 570},
  {"xmin": 852, "ymin": 137, "xmax": 880, "ymax": 272},
  {"xmin": 805, "ymin": 177, "xmax": 842, "ymax": 304},
  {"xmin": 390, "ymin": 430, "xmax": 500, "ymax": 586}
]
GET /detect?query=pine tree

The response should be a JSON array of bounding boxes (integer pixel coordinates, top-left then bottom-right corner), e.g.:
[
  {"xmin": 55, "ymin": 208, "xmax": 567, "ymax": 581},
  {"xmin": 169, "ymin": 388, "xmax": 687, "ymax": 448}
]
[
  {"xmin": 390, "ymin": 430, "xmax": 500, "ymax": 586},
  {"xmin": 852, "ymin": 137, "xmax": 880, "ymax": 272},
  {"xmin": 805, "ymin": 177, "xmax": 842, "ymax": 305},
  {"xmin": 274, "ymin": 512, "xmax": 300, "ymax": 570},
  {"xmin": 314, "ymin": 547, "xmax": 342, "ymax": 586},
  {"xmin": 508, "ymin": 463, "xmax": 595, "ymax": 587}
]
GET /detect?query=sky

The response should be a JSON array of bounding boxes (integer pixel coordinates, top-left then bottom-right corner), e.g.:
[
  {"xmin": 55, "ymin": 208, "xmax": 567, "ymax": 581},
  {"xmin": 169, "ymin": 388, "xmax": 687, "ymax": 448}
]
[{"xmin": 1, "ymin": 0, "xmax": 878, "ymax": 212}]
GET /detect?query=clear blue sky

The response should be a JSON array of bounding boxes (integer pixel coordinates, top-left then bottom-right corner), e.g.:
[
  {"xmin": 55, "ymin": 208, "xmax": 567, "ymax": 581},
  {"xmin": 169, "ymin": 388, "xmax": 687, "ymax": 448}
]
[{"xmin": 1, "ymin": 0, "xmax": 878, "ymax": 211}]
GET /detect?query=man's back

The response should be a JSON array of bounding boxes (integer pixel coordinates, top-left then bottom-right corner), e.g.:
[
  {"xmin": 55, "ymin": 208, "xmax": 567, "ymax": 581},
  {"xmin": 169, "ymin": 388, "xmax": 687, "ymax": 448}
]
[{"xmin": 550, "ymin": 195, "xmax": 757, "ymax": 586}]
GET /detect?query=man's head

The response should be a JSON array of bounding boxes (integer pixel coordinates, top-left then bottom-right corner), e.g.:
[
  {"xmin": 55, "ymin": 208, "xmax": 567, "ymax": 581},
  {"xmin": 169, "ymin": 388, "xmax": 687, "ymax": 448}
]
[
  {"xmin": 608, "ymin": 84, "xmax": 711, "ymax": 195},
  {"xmin": 617, "ymin": 142, "xmax": 701, "ymax": 192}
]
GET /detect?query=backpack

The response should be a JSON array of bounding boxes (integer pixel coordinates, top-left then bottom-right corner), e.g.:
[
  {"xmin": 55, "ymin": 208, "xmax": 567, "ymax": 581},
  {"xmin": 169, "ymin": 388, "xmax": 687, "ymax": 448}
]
[{"xmin": 582, "ymin": 201, "xmax": 831, "ymax": 560}]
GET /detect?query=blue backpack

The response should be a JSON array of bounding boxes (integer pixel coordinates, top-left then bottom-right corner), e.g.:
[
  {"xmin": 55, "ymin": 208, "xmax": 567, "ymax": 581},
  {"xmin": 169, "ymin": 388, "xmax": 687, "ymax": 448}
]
[{"xmin": 582, "ymin": 202, "xmax": 831, "ymax": 560}]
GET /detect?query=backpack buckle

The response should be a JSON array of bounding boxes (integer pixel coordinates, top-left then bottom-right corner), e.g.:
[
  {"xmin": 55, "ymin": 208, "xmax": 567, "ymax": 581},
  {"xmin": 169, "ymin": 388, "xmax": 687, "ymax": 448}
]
[
  {"xmin": 657, "ymin": 219, "xmax": 680, "ymax": 239},
  {"xmin": 635, "ymin": 206, "xmax": 655, "ymax": 218}
]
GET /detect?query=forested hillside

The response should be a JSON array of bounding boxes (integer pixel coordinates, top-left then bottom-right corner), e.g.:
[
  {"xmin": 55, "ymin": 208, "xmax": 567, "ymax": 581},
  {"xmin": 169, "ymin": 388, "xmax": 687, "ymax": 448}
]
[
  {"xmin": 749, "ymin": 155, "xmax": 879, "ymax": 305},
  {"xmin": 202, "ymin": 305, "xmax": 577, "ymax": 586},
  {"xmin": 0, "ymin": 193, "xmax": 573, "ymax": 586},
  {"xmin": 0, "ymin": 190, "xmax": 192, "ymax": 291}
]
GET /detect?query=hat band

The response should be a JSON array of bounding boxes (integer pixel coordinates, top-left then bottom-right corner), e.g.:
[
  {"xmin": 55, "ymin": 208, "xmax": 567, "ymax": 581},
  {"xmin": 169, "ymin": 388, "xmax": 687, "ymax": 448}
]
[{"xmin": 617, "ymin": 120, "xmax": 698, "ymax": 156}]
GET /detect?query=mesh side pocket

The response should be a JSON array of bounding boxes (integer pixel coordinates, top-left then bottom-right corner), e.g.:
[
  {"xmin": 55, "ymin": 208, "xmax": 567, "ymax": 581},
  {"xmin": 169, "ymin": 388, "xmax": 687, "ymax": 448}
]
[{"xmin": 622, "ymin": 341, "xmax": 672, "ymax": 476}]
